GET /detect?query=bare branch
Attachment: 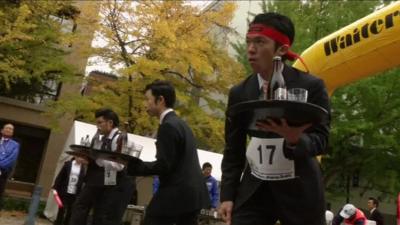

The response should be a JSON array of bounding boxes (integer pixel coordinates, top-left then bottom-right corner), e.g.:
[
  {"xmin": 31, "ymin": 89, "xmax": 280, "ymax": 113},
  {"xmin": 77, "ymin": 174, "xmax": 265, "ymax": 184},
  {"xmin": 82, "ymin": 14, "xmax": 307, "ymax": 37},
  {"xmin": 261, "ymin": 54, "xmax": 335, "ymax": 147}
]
[{"xmin": 161, "ymin": 69, "xmax": 203, "ymax": 89}]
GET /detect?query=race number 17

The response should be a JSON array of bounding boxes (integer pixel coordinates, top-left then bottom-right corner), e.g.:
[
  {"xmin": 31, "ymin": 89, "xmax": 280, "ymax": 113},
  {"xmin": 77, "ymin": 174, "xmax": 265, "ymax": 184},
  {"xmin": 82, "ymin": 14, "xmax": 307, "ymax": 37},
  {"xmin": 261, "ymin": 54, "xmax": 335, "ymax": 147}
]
[{"xmin": 257, "ymin": 145, "xmax": 276, "ymax": 165}]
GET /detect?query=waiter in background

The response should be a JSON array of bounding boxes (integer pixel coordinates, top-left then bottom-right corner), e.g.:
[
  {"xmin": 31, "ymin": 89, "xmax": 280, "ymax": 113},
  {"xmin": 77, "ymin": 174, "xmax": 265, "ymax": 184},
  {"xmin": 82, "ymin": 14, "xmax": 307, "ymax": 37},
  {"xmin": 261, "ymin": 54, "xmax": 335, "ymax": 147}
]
[{"xmin": 69, "ymin": 108, "xmax": 135, "ymax": 225}]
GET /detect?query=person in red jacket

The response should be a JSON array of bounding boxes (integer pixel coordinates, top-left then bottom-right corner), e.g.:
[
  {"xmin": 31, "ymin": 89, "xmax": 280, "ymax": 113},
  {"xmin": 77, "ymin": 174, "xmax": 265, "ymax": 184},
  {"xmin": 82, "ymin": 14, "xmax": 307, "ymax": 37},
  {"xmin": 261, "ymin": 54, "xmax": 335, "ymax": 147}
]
[{"xmin": 333, "ymin": 203, "xmax": 367, "ymax": 225}]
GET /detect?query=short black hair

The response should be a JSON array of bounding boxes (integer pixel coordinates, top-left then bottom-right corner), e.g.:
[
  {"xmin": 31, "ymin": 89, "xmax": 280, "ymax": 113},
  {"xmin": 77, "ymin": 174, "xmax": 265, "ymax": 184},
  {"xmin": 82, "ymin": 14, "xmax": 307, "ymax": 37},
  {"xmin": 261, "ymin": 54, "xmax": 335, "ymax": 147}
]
[
  {"xmin": 369, "ymin": 197, "xmax": 379, "ymax": 207},
  {"xmin": 95, "ymin": 108, "xmax": 119, "ymax": 128},
  {"xmin": 250, "ymin": 12, "xmax": 295, "ymax": 46},
  {"xmin": 145, "ymin": 80, "xmax": 176, "ymax": 108},
  {"xmin": 202, "ymin": 162, "xmax": 212, "ymax": 170}
]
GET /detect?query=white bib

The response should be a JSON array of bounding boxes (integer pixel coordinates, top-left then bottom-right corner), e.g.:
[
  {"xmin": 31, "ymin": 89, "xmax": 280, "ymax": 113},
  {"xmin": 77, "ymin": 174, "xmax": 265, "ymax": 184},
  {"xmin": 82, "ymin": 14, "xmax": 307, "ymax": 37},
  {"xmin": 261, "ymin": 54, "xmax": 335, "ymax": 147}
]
[
  {"xmin": 246, "ymin": 137, "xmax": 295, "ymax": 180},
  {"xmin": 104, "ymin": 167, "xmax": 117, "ymax": 185},
  {"xmin": 67, "ymin": 161, "xmax": 81, "ymax": 194}
]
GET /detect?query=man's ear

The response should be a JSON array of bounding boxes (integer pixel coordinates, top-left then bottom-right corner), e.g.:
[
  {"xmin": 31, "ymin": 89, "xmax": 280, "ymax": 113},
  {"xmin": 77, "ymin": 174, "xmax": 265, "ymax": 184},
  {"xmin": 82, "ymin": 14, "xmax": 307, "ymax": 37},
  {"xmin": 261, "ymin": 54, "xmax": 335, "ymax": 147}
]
[
  {"xmin": 156, "ymin": 95, "xmax": 165, "ymax": 105},
  {"xmin": 277, "ymin": 44, "xmax": 290, "ymax": 56}
]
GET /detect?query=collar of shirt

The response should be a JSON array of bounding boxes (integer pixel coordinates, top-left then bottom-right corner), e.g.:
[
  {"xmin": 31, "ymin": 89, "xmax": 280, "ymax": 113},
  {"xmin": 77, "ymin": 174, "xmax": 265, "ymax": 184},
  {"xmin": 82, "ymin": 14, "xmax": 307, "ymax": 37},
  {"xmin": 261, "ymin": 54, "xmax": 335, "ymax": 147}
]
[
  {"xmin": 106, "ymin": 127, "xmax": 119, "ymax": 139},
  {"xmin": 71, "ymin": 159, "xmax": 81, "ymax": 170},
  {"xmin": 257, "ymin": 73, "xmax": 267, "ymax": 90},
  {"xmin": 0, "ymin": 137, "xmax": 9, "ymax": 144},
  {"xmin": 370, "ymin": 208, "xmax": 376, "ymax": 214},
  {"xmin": 160, "ymin": 108, "xmax": 174, "ymax": 124}
]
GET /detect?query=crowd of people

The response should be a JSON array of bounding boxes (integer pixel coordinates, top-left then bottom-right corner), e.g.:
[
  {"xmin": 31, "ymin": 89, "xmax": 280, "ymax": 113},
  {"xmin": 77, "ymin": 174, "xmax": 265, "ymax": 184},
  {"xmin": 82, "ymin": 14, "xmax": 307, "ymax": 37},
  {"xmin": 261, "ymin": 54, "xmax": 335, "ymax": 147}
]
[{"xmin": 0, "ymin": 10, "xmax": 391, "ymax": 225}]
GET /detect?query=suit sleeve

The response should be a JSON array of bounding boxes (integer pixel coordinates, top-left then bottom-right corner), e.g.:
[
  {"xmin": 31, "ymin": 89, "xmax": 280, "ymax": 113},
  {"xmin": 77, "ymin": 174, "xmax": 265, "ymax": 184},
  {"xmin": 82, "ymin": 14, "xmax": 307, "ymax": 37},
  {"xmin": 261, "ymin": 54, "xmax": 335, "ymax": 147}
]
[
  {"xmin": 374, "ymin": 211, "xmax": 384, "ymax": 225},
  {"xmin": 284, "ymin": 78, "xmax": 331, "ymax": 159},
  {"xmin": 0, "ymin": 142, "xmax": 20, "ymax": 172},
  {"xmin": 332, "ymin": 213, "xmax": 344, "ymax": 225},
  {"xmin": 52, "ymin": 162, "xmax": 68, "ymax": 192},
  {"xmin": 77, "ymin": 164, "xmax": 86, "ymax": 193},
  {"xmin": 220, "ymin": 87, "xmax": 248, "ymax": 202},
  {"xmin": 127, "ymin": 123, "xmax": 180, "ymax": 176}
]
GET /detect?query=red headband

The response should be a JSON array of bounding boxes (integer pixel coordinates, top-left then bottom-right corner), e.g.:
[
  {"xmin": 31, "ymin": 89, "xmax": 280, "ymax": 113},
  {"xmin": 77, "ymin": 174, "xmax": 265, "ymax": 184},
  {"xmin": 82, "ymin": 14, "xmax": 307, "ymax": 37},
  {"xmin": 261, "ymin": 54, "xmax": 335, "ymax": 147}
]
[
  {"xmin": 247, "ymin": 24, "xmax": 309, "ymax": 71},
  {"xmin": 248, "ymin": 24, "xmax": 291, "ymax": 46}
]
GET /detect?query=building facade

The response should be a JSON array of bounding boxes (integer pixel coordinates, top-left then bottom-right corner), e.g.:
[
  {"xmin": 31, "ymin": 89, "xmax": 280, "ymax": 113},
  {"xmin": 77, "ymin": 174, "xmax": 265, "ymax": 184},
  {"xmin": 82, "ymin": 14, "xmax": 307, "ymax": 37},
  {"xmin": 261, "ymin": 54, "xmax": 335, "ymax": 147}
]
[{"xmin": 0, "ymin": 1, "xmax": 99, "ymax": 199}]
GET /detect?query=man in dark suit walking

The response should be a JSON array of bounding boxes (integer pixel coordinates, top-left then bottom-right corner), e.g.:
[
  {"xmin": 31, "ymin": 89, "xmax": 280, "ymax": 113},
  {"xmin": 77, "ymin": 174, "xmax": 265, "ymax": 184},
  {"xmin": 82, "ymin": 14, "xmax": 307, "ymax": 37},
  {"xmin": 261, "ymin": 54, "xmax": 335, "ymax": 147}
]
[
  {"xmin": 367, "ymin": 197, "xmax": 384, "ymax": 225},
  {"xmin": 219, "ymin": 12, "xmax": 330, "ymax": 225},
  {"xmin": 125, "ymin": 80, "xmax": 210, "ymax": 225}
]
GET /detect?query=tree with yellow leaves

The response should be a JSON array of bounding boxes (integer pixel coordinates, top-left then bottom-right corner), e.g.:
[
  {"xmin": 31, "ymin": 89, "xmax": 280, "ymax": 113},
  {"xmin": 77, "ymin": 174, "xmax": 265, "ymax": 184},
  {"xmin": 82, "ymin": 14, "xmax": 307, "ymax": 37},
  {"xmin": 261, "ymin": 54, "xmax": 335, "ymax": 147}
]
[
  {"xmin": 0, "ymin": 0, "xmax": 80, "ymax": 103},
  {"xmin": 49, "ymin": 1, "xmax": 244, "ymax": 151}
]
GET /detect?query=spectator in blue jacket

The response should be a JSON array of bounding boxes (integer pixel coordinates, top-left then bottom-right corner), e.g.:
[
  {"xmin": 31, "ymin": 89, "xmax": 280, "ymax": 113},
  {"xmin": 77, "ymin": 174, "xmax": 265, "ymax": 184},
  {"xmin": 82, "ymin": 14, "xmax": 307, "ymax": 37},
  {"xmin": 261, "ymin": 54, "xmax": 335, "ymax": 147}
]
[
  {"xmin": 0, "ymin": 123, "xmax": 20, "ymax": 210},
  {"xmin": 202, "ymin": 162, "xmax": 219, "ymax": 209}
]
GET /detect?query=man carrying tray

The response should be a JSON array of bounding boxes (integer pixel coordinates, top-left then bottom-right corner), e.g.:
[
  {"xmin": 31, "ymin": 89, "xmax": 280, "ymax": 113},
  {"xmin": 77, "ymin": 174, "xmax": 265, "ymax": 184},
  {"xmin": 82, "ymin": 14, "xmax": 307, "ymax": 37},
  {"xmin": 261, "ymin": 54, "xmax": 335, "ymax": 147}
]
[
  {"xmin": 218, "ymin": 12, "xmax": 331, "ymax": 225},
  {"xmin": 69, "ymin": 108, "xmax": 135, "ymax": 225}
]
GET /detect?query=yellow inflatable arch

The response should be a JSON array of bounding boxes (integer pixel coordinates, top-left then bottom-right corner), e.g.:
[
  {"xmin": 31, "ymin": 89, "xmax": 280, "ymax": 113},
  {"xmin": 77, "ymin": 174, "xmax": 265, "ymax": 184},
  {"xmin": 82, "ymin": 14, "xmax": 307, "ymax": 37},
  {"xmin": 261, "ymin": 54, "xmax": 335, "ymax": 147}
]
[{"xmin": 293, "ymin": 1, "xmax": 400, "ymax": 94}]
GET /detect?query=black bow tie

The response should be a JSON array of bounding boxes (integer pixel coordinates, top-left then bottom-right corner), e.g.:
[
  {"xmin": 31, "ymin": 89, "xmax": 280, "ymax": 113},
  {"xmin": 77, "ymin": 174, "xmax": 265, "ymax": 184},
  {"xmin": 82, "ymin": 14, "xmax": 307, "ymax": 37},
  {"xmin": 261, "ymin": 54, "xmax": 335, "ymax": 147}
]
[{"xmin": 101, "ymin": 138, "xmax": 112, "ymax": 151}]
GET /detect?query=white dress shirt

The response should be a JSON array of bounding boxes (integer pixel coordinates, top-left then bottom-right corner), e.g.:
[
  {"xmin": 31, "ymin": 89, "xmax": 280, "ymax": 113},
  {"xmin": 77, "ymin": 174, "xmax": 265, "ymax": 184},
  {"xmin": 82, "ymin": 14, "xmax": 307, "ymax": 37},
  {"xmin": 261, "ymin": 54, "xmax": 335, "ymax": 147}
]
[
  {"xmin": 95, "ymin": 127, "xmax": 124, "ymax": 171},
  {"xmin": 160, "ymin": 108, "xmax": 174, "ymax": 124}
]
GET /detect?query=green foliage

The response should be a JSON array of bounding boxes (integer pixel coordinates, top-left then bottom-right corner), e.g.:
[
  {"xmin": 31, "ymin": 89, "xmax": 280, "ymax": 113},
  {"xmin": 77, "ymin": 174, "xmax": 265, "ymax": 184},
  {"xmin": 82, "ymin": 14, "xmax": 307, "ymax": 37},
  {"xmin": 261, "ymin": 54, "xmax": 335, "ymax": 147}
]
[
  {"xmin": 0, "ymin": 1, "xmax": 79, "ymax": 102},
  {"xmin": 323, "ymin": 68, "xmax": 400, "ymax": 196},
  {"xmin": 259, "ymin": 0, "xmax": 379, "ymax": 58}
]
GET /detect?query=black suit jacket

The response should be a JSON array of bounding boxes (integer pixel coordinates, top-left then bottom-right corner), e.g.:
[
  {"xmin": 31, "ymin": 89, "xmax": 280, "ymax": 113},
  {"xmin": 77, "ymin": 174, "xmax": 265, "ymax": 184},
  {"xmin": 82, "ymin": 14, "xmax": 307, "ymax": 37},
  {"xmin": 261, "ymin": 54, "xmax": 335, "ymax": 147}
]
[
  {"xmin": 221, "ymin": 65, "xmax": 330, "ymax": 224},
  {"xmin": 53, "ymin": 159, "xmax": 86, "ymax": 199},
  {"xmin": 127, "ymin": 111, "xmax": 210, "ymax": 216},
  {"xmin": 369, "ymin": 209, "xmax": 384, "ymax": 225}
]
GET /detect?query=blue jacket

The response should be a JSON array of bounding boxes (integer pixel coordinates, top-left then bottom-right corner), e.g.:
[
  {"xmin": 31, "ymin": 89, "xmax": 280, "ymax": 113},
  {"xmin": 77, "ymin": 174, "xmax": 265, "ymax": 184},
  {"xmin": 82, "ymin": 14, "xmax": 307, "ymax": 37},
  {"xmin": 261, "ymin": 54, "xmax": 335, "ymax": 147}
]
[
  {"xmin": 153, "ymin": 176, "xmax": 160, "ymax": 194},
  {"xmin": 205, "ymin": 175, "xmax": 219, "ymax": 208},
  {"xmin": 0, "ymin": 139, "xmax": 20, "ymax": 173}
]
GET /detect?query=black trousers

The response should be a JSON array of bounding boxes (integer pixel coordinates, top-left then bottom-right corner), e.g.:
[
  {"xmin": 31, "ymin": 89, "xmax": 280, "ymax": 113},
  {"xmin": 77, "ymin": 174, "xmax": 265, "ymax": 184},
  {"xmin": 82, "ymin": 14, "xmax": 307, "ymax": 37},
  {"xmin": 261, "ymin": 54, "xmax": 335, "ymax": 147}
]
[
  {"xmin": 231, "ymin": 183, "xmax": 324, "ymax": 225},
  {"xmin": 68, "ymin": 177, "xmax": 134, "ymax": 225},
  {"xmin": 0, "ymin": 171, "xmax": 9, "ymax": 210},
  {"xmin": 143, "ymin": 210, "xmax": 200, "ymax": 225},
  {"xmin": 54, "ymin": 193, "xmax": 76, "ymax": 225}
]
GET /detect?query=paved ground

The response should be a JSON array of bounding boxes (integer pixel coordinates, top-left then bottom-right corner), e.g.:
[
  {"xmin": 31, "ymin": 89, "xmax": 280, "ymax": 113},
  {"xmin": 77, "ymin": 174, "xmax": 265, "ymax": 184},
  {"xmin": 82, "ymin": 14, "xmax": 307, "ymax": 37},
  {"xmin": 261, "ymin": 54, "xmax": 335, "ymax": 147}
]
[
  {"xmin": 0, "ymin": 210, "xmax": 226, "ymax": 225},
  {"xmin": 0, "ymin": 211, "xmax": 52, "ymax": 225}
]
